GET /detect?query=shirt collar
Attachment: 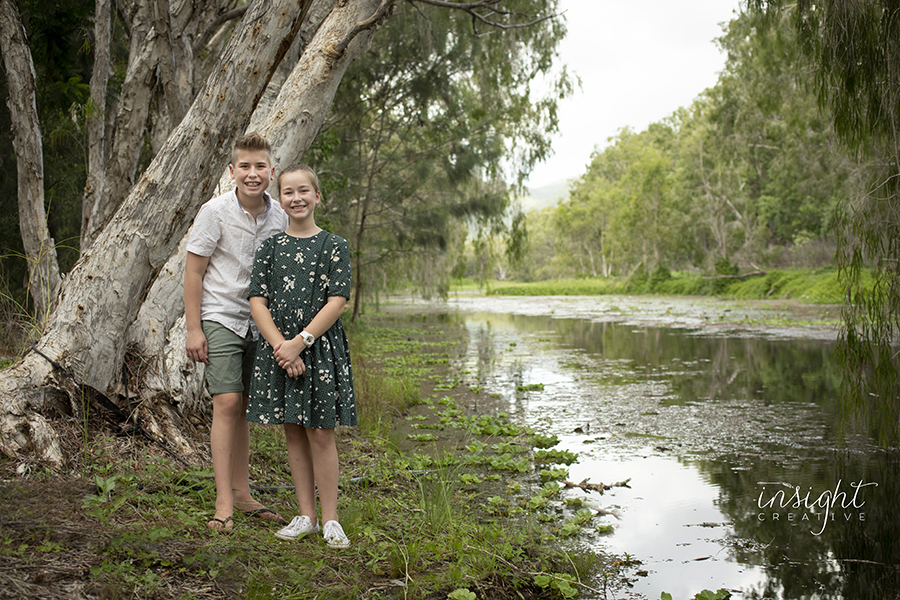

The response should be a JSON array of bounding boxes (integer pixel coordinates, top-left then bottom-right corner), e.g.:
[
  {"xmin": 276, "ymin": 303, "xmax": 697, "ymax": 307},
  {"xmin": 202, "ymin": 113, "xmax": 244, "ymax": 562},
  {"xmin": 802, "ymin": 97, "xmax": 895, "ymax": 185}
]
[{"xmin": 231, "ymin": 189, "xmax": 273, "ymax": 216}]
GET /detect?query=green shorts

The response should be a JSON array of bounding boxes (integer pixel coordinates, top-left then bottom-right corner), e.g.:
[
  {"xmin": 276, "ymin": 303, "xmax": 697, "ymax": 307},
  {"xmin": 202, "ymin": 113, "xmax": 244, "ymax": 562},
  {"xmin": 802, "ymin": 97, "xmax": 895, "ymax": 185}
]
[{"xmin": 201, "ymin": 320, "xmax": 257, "ymax": 396}]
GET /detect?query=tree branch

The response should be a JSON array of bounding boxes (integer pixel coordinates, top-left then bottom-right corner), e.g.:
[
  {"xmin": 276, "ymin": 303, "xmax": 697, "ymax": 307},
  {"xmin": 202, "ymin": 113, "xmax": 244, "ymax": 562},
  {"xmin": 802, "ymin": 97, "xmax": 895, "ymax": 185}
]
[
  {"xmin": 407, "ymin": 0, "xmax": 558, "ymax": 34},
  {"xmin": 152, "ymin": 0, "xmax": 185, "ymax": 126},
  {"xmin": 331, "ymin": 0, "xmax": 394, "ymax": 57},
  {"xmin": 192, "ymin": 4, "xmax": 249, "ymax": 54}
]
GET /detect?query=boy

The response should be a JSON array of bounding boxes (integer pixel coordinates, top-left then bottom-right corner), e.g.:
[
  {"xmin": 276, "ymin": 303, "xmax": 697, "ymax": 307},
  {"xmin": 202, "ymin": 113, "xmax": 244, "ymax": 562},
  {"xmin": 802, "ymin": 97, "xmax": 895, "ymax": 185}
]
[{"xmin": 184, "ymin": 132, "xmax": 289, "ymax": 532}]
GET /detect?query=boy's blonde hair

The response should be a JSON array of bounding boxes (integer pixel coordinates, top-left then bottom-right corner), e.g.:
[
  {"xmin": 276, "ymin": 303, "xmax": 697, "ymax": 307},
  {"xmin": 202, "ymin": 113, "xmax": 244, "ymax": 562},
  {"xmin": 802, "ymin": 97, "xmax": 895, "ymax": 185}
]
[
  {"xmin": 232, "ymin": 131, "xmax": 272, "ymax": 165},
  {"xmin": 278, "ymin": 164, "xmax": 321, "ymax": 197}
]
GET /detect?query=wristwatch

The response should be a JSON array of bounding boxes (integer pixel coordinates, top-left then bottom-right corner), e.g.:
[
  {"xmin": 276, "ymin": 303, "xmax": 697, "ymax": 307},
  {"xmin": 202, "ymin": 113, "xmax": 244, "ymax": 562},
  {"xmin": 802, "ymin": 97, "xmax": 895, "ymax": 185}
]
[{"xmin": 299, "ymin": 330, "xmax": 315, "ymax": 348}]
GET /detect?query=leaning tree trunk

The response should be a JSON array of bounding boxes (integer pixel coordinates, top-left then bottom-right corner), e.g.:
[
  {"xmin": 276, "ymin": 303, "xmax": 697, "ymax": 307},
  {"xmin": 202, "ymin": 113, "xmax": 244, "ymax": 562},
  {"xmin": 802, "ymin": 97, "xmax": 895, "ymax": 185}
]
[
  {"xmin": 83, "ymin": 0, "xmax": 244, "ymax": 247},
  {"xmin": 82, "ymin": 0, "xmax": 159, "ymax": 248},
  {"xmin": 0, "ymin": 0, "xmax": 62, "ymax": 322},
  {"xmin": 0, "ymin": 0, "xmax": 394, "ymax": 468},
  {"xmin": 0, "ymin": 0, "xmax": 316, "ymax": 467},
  {"xmin": 82, "ymin": 0, "xmax": 112, "ymax": 255},
  {"xmin": 119, "ymin": 0, "xmax": 385, "ymax": 454}
]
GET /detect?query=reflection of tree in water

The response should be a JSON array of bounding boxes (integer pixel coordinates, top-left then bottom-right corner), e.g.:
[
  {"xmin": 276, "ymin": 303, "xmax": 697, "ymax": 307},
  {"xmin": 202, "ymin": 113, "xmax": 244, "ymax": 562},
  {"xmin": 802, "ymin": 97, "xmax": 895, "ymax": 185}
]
[
  {"xmin": 441, "ymin": 309, "xmax": 899, "ymax": 597},
  {"xmin": 696, "ymin": 452, "xmax": 900, "ymax": 599},
  {"xmin": 535, "ymin": 317, "xmax": 848, "ymax": 433}
]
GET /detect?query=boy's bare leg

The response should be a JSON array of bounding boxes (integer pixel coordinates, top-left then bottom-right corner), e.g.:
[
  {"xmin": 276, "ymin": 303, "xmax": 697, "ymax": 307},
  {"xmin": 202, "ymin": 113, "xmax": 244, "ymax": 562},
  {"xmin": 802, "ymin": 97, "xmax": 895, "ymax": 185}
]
[
  {"xmin": 306, "ymin": 427, "xmax": 339, "ymax": 525},
  {"xmin": 284, "ymin": 424, "xmax": 318, "ymax": 520},
  {"xmin": 210, "ymin": 391, "xmax": 248, "ymax": 526},
  {"xmin": 230, "ymin": 394, "xmax": 256, "ymax": 507}
]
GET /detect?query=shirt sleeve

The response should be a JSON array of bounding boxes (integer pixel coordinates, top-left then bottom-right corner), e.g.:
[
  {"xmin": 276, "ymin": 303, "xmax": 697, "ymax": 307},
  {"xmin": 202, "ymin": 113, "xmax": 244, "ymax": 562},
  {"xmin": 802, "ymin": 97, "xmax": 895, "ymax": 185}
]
[
  {"xmin": 327, "ymin": 235, "xmax": 352, "ymax": 300},
  {"xmin": 186, "ymin": 203, "xmax": 221, "ymax": 257},
  {"xmin": 248, "ymin": 237, "xmax": 272, "ymax": 300}
]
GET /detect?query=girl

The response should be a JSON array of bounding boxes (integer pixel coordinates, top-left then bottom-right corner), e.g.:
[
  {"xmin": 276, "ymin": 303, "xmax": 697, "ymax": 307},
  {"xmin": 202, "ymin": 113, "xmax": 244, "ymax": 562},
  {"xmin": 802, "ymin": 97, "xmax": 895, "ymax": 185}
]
[{"xmin": 246, "ymin": 164, "xmax": 356, "ymax": 548}]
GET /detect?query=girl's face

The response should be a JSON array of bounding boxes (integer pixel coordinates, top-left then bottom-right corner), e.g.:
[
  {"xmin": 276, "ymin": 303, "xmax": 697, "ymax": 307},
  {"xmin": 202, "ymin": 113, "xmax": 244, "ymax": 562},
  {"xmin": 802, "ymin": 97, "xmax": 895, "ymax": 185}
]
[{"xmin": 279, "ymin": 170, "xmax": 320, "ymax": 223}]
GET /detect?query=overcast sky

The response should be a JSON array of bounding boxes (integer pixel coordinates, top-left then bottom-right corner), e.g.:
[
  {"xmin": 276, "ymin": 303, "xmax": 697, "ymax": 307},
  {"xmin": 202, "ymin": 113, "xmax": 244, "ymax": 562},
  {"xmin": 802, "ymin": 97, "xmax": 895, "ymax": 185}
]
[{"xmin": 525, "ymin": 0, "xmax": 742, "ymax": 190}]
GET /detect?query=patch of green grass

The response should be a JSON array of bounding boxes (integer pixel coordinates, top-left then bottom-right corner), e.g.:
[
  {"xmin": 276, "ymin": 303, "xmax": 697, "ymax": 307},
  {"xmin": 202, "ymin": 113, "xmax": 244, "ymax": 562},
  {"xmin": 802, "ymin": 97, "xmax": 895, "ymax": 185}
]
[
  {"xmin": 1, "ymin": 314, "xmax": 626, "ymax": 600},
  {"xmin": 724, "ymin": 268, "xmax": 846, "ymax": 304},
  {"xmin": 516, "ymin": 383, "xmax": 545, "ymax": 392},
  {"xmin": 459, "ymin": 267, "xmax": 869, "ymax": 305}
]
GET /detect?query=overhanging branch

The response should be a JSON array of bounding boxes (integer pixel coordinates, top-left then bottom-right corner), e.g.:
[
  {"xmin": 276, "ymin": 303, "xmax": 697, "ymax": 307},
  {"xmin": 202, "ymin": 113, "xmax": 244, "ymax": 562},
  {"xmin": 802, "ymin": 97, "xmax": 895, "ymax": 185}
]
[
  {"xmin": 192, "ymin": 5, "xmax": 249, "ymax": 54},
  {"xmin": 332, "ymin": 0, "xmax": 394, "ymax": 56},
  {"xmin": 407, "ymin": 0, "xmax": 557, "ymax": 34}
]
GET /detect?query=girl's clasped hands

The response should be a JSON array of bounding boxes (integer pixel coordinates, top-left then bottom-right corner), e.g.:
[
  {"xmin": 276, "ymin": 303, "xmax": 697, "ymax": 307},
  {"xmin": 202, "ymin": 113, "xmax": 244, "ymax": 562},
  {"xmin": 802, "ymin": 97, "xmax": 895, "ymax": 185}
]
[{"xmin": 274, "ymin": 339, "xmax": 305, "ymax": 378}]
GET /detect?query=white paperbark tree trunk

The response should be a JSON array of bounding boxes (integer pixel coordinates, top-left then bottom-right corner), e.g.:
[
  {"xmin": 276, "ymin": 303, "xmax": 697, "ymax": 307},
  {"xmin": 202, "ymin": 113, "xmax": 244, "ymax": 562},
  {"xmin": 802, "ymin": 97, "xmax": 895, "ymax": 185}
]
[
  {"xmin": 0, "ymin": 0, "xmax": 62, "ymax": 322},
  {"xmin": 125, "ymin": 0, "xmax": 384, "ymax": 419},
  {"xmin": 82, "ymin": 0, "xmax": 112, "ymax": 253},
  {"xmin": 0, "ymin": 0, "xmax": 318, "ymax": 466},
  {"xmin": 0, "ymin": 0, "xmax": 392, "ymax": 468}
]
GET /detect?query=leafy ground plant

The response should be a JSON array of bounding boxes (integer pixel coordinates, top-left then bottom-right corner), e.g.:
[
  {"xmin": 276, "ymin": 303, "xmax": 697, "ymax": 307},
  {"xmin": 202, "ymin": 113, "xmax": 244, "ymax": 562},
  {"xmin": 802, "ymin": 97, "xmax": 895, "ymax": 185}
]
[
  {"xmin": 661, "ymin": 590, "xmax": 732, "ymax": 600},
  {"xmin": 0, "ymin": 313, "xmax": 634, "ymax": 599}
]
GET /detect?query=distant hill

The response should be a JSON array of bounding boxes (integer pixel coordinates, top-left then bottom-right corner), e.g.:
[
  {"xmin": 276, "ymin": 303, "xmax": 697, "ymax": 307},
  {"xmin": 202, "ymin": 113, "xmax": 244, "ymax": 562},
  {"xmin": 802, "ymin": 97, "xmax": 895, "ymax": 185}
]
[{"xmin": 519, "ymin": 178, "xmax": 572, "ymax": 213}]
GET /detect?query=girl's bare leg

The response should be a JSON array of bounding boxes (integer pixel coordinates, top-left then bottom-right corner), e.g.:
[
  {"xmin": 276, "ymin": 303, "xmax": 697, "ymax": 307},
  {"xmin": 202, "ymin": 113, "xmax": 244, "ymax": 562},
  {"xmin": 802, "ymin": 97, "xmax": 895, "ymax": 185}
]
[
  {"xmin": 284, "ymin": 423, "xmax": 318, "ymax": 519},
  {"xmin": 306, "ymin": 427, "xmax": 339, "ymax": 524}
]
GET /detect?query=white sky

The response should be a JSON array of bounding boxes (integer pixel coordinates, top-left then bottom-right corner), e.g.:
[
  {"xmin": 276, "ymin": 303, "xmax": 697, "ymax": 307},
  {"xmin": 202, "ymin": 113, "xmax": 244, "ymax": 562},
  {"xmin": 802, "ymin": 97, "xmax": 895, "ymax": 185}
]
[{"xmin": 525, "ymin": 0, "xmax": 743, "ymax": 190}]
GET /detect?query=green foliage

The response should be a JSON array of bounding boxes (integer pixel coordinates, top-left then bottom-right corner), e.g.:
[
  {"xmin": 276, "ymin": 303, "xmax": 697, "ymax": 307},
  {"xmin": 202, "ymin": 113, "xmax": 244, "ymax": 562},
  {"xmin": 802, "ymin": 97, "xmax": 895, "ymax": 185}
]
[
  {"xmin": 695, "ymin": 590, "xmax": 731, "ymax": 600},
  {"xmin": 748, "ymin": 1, "xmax": 900, "ymax": 443},
  {"xmin": 533, "ymin": 573, "xmax": 578, "ymax": 598},
  {"xmin": 516, "ymin": 383, "xmax": 545, "ymax": 392},
  {"xmin": 533, "ymin": 448, "xmax": 578, "ymax": 465},
  {"xmin": 533, "ymin": 433, "xmax": 560, "ymax": 448},
  {"xmin": 479, "ymin": 268, "xmax": 853, "ymax": 305},
  {"xmin": 312, "ymin": 0, "xmax": 571, "ymax": 312},
  {"xmin": 513, "ymin": 10, "xmax": 855, "ymax": 284}
]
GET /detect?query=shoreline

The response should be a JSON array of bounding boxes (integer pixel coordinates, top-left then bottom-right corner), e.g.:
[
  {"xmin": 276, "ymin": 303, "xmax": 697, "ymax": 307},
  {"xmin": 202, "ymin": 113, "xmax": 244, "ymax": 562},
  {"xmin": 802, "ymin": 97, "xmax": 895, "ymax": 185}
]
[{"xmin": 381, "ymin": 291, "xmax": 842, "ymax": 341}]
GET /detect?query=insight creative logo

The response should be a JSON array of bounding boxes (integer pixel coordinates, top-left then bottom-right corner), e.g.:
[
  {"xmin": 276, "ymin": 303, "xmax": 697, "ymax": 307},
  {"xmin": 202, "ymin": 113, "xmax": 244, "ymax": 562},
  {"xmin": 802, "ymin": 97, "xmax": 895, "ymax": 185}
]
[{"xmin": 756, "ymin": 479, "xmax": 878, "ymax": 536}]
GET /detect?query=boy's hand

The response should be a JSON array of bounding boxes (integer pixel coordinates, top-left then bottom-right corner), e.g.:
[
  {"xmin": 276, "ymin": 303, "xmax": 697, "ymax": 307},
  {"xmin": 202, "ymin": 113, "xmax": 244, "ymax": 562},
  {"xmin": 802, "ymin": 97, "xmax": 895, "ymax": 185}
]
[
  {"xmin": 273, "ymin": 338, "xmax": 303, "ymax": 368},
  {"xmin": 186, "ymin": 328, "xmax": 209, "ymax": 364}
]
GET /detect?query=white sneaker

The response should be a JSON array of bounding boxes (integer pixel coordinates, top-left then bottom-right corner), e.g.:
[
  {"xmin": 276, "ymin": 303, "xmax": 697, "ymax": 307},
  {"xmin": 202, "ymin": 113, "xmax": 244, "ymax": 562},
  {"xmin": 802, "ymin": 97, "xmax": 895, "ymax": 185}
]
[
  {"xmin": 275, "ymin": 515, "xmax": 319, "ymax": 540},
  {"xmin": 322, "ymin": 520, "xmax": 350, "ymax": 548}
]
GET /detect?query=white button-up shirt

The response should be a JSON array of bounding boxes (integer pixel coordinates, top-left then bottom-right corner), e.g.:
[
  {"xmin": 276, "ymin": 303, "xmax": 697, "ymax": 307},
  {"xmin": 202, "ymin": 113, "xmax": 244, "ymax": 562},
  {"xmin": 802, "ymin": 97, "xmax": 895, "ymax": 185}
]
[{"xmin": 186, "ymin": 189, "xmax": 288, "ymax": 339}]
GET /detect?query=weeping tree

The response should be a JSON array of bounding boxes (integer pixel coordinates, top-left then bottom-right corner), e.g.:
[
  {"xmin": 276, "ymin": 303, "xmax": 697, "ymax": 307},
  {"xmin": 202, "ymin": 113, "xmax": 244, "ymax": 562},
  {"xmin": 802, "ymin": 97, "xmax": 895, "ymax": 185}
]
[
  {"xmin": 750, "ymin": 0, "xmax": 900, "ymax": 443},
  {"xmin": 0, "ymin": 0, "xmax": 565, "ymax": 467},
  {"xmin": 314, "ymin": 0, "xmax": 570, "ymax": 320}
]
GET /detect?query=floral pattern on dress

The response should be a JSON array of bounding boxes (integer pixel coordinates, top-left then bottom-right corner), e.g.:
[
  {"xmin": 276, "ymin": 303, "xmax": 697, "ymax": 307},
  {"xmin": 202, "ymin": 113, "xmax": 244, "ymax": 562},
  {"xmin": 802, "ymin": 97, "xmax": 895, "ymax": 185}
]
[{"xmin": 246, "ymin": 231, "xmax": 357, "ymax": 429}]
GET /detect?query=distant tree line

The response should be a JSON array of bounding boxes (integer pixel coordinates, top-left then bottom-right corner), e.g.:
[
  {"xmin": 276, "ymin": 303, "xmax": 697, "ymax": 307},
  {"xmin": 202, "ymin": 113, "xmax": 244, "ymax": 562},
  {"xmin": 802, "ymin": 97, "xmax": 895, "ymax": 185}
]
[{"xmin": 508, "ymin": 10, "xmax": 858, "ymax": 282}]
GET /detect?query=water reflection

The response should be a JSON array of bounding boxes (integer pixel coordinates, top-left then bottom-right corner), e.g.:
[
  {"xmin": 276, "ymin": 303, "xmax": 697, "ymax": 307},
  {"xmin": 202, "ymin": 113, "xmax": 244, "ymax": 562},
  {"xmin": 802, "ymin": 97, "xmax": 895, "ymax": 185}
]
[
  {"xmin": 400, "ymin": 305, "xmax": 900, "ymax": 599},
  {"xmin": 708, "ymin": 451, "xmax": 900, "ymax": 599}
]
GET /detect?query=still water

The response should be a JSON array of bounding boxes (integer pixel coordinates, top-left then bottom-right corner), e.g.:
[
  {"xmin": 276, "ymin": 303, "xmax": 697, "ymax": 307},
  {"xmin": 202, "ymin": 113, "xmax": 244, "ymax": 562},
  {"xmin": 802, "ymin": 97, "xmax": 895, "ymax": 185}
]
[{"xmin": 388, "ymin": 295, "xmax": 899, "ymax": 600}]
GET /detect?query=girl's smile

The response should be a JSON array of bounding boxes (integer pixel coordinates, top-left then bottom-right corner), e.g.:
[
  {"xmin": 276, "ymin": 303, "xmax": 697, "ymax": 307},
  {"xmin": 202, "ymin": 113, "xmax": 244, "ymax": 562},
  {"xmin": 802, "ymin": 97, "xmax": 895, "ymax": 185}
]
[{"xmin": 279, "ymin": 172, "xmax": 320, "ymax": 219}]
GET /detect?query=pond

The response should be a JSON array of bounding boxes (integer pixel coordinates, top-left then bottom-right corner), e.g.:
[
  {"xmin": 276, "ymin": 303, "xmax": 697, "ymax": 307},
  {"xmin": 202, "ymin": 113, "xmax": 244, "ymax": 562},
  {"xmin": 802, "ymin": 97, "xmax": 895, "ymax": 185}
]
[{"xmin": 385, "ymin": 294, "xmax": 899, "ymax": 600}]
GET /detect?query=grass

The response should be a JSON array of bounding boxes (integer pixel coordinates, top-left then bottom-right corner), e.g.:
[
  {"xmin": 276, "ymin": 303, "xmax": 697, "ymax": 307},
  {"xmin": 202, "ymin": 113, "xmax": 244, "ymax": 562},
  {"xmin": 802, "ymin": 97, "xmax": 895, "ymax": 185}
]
[
  {"xmin": 457, "ymin": 267, "xmax": 862, "ymax": 305},
  {"xmin": 0, "ymin": 315, "xmax": 633, "ymax": 599}
]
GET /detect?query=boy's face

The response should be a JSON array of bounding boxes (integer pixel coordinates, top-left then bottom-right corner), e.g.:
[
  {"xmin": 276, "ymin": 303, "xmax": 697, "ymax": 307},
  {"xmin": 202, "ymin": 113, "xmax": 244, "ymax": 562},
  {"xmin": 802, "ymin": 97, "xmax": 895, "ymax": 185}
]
[{"xmin": 229, "ymin": 149, "xmax": 274, "ymax": 203}]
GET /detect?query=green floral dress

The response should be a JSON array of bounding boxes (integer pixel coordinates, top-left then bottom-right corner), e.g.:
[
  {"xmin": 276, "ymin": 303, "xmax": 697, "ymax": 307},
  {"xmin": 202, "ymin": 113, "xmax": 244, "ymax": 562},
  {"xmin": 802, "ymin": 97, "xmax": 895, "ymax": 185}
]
[{"xmin": 246, "ymin": 231, "xmax": 357, "ymax": 428}]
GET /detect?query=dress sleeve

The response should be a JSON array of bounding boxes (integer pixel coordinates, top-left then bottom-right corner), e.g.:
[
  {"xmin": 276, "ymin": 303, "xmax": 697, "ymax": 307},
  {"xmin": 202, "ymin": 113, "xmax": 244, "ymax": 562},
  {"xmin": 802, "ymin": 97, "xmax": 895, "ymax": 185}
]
[
  {"xmin": 248, "ymin": 237, "xmax": 273, "ymax": 300},
  {"xmin": 327, "ymin": 235, "xmax": 352, "ymax": 300}
]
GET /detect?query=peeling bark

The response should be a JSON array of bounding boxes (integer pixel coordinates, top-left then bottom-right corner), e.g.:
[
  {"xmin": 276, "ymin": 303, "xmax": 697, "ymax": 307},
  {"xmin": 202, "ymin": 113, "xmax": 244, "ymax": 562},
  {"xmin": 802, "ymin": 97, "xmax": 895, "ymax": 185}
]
[
  {"xmin": 152, "ymin": 0, "xmax": 185, "ymax": 127},
  {"xmin": 121, "ymin": 0, "xmax": 387, "ymax": 443},
  {"xmin": 83, "ymin": 0, "xmax": 157, "ymax": 248},
  {"xmin": 82, "ymin": 0, "xmax": 112, "ymax": 255},
  {"xmin": 0, "ymin": 0, "xmax": 316, "ymax": 467},
  {"xmin": 0, "ymin": 0, "xmax": 62, "ymax": 320}
]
